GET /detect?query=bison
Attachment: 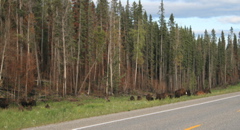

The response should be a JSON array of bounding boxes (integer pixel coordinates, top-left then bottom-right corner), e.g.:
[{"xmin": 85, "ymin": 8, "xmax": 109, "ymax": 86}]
[
  {"xmin": 45, "ymin": 104, "xmax": 50, "ymax": 109},
  {"xmin": 137, "ymin": 96, "xmax": 142, "ymax": 100},
  {"xmin": 193, "ymin": 90, "xmax": 205, "ymax": 96},
  {"xmin": 167, "ymin": 93, "xmax": 174, "ymax": 99},
  {"xmin": 146, "ymin": 94, "xmax": 154, "ymax": 101},
  {"xmin": 194, "ymin": 88, "xmax": 211, "ymax": 96},
  {"xmin": 203, "ymin": 88, "xmax": 211, "ymax": 94},
  {"xmin": 156, "ymin": 93, "xmax": 168, "ymax": 100},
  {"xmin": 175, "ymin": 88, "xmax": 191, "ymax": 98},
  {"xmin": 130, "ymin": 96, "xmax": 135, "ymax": 101},
  {"xmin": 20, "ymin": 98, "xmax": 36, "ymax": 107},
  {"xmin": 186, "ymin": 89, "xmax": 191, "ymax": 96},
  {"xmin": 0, "ymin": 98, "xmax": 9, "ymax": 109}
]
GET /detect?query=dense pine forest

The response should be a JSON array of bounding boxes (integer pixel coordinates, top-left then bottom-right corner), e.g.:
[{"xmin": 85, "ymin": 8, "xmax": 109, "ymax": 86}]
[{"xmin": 0, "ymin": 0, "xmax": 240, "ymax": 99}]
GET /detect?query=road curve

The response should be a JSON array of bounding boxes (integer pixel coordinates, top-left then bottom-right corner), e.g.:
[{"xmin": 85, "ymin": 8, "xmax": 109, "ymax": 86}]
[{"xmin": 24, "ymin": 92, "xmax": 240, "ymax": 130}]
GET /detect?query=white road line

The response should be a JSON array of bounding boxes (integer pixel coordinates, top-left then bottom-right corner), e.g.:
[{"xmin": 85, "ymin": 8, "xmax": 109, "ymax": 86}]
[{"xmin": 73, "ymin": 94, "xmax": 240, "ymax": 130}]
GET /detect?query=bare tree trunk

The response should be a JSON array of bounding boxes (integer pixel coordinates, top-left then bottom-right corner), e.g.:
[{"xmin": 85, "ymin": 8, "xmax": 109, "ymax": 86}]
[
  {"xmin": 62, "ymin": 16, "xmax": 67, "ymax": 96},
  {"xmin": 78, "ymin": 61, "xmax": 97, "ymax": 94},
  {"xmin": 19, "ymin": 0, "xmax": 23, "ymax": 97},
  {"xmin": 209, "ymin": 42, "xmax": 211, "ymax": 89},
  {"xmin": 41, "ymin": 0, "xmax": 44, "ymax": 74},
  {"xmin": 0, "ymin": 0, "xmax": 11, "ymax": 87},
  {"xmin": 15, "ymin": 4, "xmax": 20, "ymax": 99},
  {"xmin": 0, "ymin": 33, "xmax": 8, "ymax": 86},
  {"xmin": 25, "ymin": 0, "xmax": 32, "ymax": 97},
  {"xmin": 118, "ymin": 14, "xmax": 121, "ymax": 80},
  {"xmin": 34, "ymin": 35, "xmax": 41, "ymax": 87},
  {"xmin": 174, "ymin": 64, "xmax": 178, "ymax": 90},
  {"xmin": 134, "ymin": 24, "xmax": 140, "ymax": 90},
  {"xmin": 75, "ymin": 3, "xmax": 81, "ymax": 96},
  {"xmin": 106, "ymin": 3, "xmax": 112, "ymax": 95},
  {"xmin": 159, "ymin": 35, "xmax": 163, "ymax": 84},
  {"xmin": 56, "ymin": 39, "xmax": 60, "ymax": 95},
  {"xmin": 224, "ymin": 53, "xmax": 226, "ymax": 85}
]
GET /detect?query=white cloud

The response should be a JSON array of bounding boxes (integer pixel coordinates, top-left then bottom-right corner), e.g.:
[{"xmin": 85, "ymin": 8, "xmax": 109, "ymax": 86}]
[
  {"xmin": 163, "ymin": 0, "xmax": 239, "ymax": 18},
  {"xmin": 218, "ymin": 16, "xmax": 240, "ymax": 24}
]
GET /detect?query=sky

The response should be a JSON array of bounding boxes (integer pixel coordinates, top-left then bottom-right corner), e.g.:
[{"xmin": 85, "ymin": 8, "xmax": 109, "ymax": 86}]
[{"xmin": 93, "ymin": 0, "xmax": 240, "ymax": 37}]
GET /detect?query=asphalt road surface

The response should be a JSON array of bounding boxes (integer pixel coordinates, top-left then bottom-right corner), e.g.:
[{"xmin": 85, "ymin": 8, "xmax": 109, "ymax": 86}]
[{"xmin": 25, "ymin": 92, "xmax": 240, "ymax": 130}]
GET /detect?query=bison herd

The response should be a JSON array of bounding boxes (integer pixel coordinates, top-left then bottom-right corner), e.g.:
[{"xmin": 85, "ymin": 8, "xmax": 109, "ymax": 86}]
[
  {"xmin": 0, "ymin": 88, "xmax": 212, "ymax": 110},
  {"xmin": 0, "ymin": 97, "xmax": 37, "ymax": 110},
  {"xmin": 130, "ymin": 88, "xmax": 211, "ymax": 101}
]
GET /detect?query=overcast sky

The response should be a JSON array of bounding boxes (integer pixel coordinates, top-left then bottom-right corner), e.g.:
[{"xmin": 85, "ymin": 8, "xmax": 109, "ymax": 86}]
[{"xmin": 93, "ymin": 0, "xmax": 240, "ymax": 37}]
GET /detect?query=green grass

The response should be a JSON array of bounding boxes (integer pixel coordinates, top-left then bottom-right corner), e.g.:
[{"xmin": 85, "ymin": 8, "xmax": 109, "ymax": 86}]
[{"xmin": 1, "ymin": 84, "xmax": 240, "ymax": 130}]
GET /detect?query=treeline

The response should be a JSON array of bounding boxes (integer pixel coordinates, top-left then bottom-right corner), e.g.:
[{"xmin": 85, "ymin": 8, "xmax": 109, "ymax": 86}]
[{"xmin": 0, "ymin": 0, "xmax": 239, "ymax": 98}]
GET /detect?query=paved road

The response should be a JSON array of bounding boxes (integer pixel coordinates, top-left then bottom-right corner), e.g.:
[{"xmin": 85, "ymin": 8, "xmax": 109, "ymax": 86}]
[{"xmin": 25, "ymin": 92, "xmax": 240, "ymax": 130}]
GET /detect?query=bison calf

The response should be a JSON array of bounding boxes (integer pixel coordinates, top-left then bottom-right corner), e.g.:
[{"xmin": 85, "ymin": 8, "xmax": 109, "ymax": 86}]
[
  {"xmin": 193, "ymin": 90, "xmax": 205, "ymax": 96},
  {"xmin": 194, "ymin": 88, "xmax": 211, "ymax": 96}
]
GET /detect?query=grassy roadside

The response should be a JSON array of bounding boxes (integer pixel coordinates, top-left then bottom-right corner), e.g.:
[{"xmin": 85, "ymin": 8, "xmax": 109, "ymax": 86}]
[{"xmin": 1, "ymin": 84, "xmax": 240, "ymax": 130}]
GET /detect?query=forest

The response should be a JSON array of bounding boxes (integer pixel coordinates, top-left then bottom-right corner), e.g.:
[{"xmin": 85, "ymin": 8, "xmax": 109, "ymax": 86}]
[{"xmin": 0, "ymin": 0, "xmax": 240, "ymax": 99}]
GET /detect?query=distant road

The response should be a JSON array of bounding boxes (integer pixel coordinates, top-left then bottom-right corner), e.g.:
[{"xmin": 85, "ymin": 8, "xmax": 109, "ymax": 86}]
[{"xmin": 25, "ymin": 92, "xmax": 240, "ymax": 130}]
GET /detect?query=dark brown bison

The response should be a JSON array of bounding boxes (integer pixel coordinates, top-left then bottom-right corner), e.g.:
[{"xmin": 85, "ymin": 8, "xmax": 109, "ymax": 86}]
[
  {"xmin": 20, "ymin": 98, "xmax": 36, "ymax": 107},
  {"xmin": 203, "ymin": 88, "xmax": 211, "ymax": 94},
  {"xmin": 0, "ymin": 98, "xmax": 9, "ymax": 109},
  {"xmin": 28, "ymin": 98, "xmax": 36, "ymax": 106},
  {"xmin": 130, "ymin": 96, "xmax": 135, "ymax": 101},
  {"xmin": 175, "ymin": 88, "xmax": 186, "ymax": 98},
  {"xmin": 186, "ymin": 89, "xmax": 191, "ymax": 96},
  {"xmin": 167, "ymin": 93, "xmax": 174, "ymax": 99},
  {"xmin": 146, "ymin": 94, "xmax": 154, "ymax": 101},
  {"xmin": 137, "ymin": 96, "xmax": 142, "ymax": 100},
  {"xmin": 156, "ymin": 93, "xmax": 168, "ymax": 100},
  {"xmin": 175, "ymin": 88, "xmax": 191, "ymax": 98}
]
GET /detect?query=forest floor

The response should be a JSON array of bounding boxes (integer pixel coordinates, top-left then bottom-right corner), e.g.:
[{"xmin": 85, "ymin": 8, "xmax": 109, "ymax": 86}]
[{"xmin": 1, "ymin": 84, "xmax": 240, "ymax": 130}]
